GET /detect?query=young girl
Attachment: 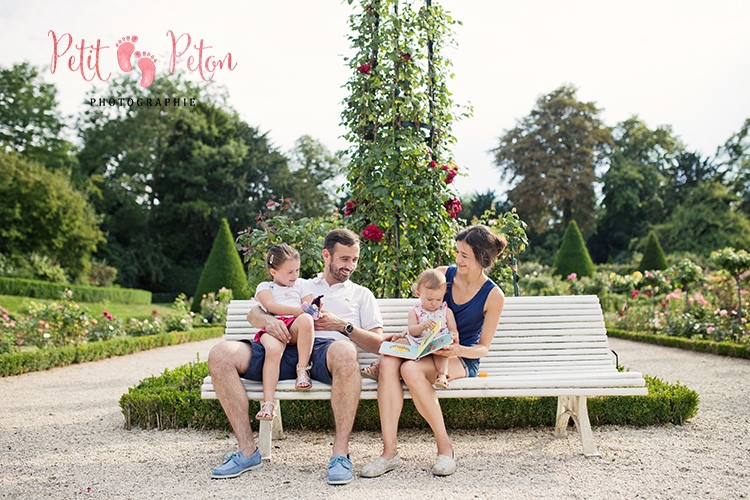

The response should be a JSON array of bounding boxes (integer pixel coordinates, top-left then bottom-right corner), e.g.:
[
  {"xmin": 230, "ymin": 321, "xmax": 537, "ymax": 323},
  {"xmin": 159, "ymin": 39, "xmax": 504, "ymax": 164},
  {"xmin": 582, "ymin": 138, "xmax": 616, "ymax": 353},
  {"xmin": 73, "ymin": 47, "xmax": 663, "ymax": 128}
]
[
  {"xmin": 253, "ymin": 243, "xmax": 315, "ymax": 420},
  {"xmin": 362, "ymin": 269, "xmax": 458, "ymax": 389}
]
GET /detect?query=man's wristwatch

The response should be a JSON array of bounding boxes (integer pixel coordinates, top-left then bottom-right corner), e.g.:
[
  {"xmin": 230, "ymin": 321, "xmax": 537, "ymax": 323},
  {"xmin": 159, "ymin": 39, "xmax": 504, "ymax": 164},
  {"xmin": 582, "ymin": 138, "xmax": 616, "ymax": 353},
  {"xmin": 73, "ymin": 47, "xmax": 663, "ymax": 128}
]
[{"xmin": 343, "ymin": 322, "xmax": 354, "ymax": 336}]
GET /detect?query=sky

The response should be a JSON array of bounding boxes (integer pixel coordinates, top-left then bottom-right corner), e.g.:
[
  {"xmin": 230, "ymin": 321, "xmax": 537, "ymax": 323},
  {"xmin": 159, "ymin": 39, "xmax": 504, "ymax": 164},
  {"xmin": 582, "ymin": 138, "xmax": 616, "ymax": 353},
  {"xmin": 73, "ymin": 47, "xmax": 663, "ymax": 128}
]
[{"xmin": 2, "ymin": 0, "xmax": 749, "ymax": 199}]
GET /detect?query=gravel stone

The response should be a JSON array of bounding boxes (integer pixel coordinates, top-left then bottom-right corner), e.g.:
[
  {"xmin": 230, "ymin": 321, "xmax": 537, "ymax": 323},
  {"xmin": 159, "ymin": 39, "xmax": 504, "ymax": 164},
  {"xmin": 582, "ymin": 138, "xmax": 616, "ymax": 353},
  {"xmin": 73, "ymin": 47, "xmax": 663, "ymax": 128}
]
[{"xmin": 1, "ymin": 337, "xmax": 748, "ymax": 499}]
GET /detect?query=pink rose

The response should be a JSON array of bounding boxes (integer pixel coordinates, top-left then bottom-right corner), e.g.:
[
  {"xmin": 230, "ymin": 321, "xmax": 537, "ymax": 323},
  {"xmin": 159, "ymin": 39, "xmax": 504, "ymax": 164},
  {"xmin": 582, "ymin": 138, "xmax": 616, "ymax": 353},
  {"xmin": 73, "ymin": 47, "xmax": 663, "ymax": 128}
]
[{"xmin": 443, "ymin": 198, "xmax": 462, "ymax": 219}]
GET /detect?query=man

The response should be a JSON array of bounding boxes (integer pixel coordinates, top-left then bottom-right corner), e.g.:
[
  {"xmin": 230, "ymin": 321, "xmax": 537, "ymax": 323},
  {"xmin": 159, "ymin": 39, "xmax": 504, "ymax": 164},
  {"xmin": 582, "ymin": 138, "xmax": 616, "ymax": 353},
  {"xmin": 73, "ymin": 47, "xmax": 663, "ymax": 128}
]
[{"xmin": 207, "ymin": 228, "xmax": 383, "ymax": 484}]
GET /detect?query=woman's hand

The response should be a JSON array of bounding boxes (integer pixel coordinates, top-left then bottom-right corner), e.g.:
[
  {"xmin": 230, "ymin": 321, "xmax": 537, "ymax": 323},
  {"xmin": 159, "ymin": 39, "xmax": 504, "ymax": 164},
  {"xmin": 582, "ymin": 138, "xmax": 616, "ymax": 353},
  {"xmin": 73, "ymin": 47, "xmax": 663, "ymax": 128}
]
[{"xmin": 432, "ymin": 336, "xmax": 459, "ymax": 358}]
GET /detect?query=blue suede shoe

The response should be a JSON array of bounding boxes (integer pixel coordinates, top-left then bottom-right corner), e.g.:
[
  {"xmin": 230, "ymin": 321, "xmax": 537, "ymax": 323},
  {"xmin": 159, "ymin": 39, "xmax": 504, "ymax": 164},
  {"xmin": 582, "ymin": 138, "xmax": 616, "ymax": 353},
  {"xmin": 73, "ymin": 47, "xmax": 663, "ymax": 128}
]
[
  {"xmin": 211, "ymin": 447, "xmax": 262, "ymax": 479},
  {"xmin": 327, "ymin": 454, "xmax": 353, "ymax": 485}
]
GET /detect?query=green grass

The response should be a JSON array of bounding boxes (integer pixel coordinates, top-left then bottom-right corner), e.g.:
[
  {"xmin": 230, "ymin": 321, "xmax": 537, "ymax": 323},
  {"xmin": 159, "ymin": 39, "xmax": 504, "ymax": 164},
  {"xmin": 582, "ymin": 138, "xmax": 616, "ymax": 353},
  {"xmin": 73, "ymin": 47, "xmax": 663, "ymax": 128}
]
[{"xmin": 0, "ymin": 294, "xmax": 174, "ymax": 320}]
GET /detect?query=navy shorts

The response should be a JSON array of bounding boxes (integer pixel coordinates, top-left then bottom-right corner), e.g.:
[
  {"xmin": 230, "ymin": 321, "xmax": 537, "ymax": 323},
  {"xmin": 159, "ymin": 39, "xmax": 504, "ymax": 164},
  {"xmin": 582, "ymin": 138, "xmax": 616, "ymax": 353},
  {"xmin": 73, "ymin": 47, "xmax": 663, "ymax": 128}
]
[
  {"xmin": 459, "ymin": 357, "xmax": 480, "ymax": 378},
  {"xmin": 241, "ymin": 338, "xmax": 337, "ymax": 385}
]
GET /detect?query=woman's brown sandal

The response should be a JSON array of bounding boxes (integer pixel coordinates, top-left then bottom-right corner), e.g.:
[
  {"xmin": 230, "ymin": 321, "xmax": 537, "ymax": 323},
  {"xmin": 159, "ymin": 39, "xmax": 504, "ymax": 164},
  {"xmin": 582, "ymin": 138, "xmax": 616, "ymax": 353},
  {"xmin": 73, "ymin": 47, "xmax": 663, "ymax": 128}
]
[
  {"xmin": 361, "ymin": 361, "xmax": 380, "ymax": 380},
  {"xmin": 255, "ymin": 400, "xmax": 275, "ymax": 420},
  {"xmin": 295, "ymin": 364, "xmax": 313, "ymax": 390},
  {"xmin": 434, "ymin": 371, "xmax": 450, "ymax": 389}
]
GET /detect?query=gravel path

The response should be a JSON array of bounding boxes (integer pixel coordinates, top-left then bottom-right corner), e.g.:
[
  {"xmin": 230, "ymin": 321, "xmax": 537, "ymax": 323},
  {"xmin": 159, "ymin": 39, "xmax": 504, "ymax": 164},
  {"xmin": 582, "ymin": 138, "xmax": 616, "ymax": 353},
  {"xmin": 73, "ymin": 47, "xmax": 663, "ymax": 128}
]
[{"xmin": 1, "ymin": 337, "xmax": 749, "ymax": 499}]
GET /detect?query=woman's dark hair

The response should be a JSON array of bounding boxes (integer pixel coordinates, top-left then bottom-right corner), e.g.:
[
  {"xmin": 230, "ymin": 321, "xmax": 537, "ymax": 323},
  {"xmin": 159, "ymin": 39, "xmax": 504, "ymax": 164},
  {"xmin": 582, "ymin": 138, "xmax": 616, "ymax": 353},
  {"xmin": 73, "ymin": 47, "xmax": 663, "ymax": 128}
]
[
  {"xmin": 455, "ymin": 225, "xmax": 508, "ymax": 270},
  {"xmin": 265, "ymin": 243, "xmax": 300, "ymax": 272}
]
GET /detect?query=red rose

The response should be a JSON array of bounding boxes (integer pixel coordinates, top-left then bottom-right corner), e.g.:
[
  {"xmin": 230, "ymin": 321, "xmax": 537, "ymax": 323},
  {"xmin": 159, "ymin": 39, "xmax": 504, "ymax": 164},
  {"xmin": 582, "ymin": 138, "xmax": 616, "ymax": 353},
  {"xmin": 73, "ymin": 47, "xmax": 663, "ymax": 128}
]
[
  {"xmin": 445, "ymin": 169, "xmax": 457, "ymax": 184},
  {"xmin": 362, "ymin": 224, "xmax": 384, "ymax": 242},
  {"xmin": 400, "ymin": 52, "xmax": 412, "ymax": 62},
  {"xmin": 357, "ymin": 64, "xmax": 372, "ymax": 75},
  {"xmin": 344, "ymin": 200, "xmax": 357, "ymax": 216},
  {"xmin": 444, "ymin": 198, "xmax": 462, "ymax": 219},
  {"xmin": 429, "ymin": 160, "xmax": 437, "ymax": 169}
]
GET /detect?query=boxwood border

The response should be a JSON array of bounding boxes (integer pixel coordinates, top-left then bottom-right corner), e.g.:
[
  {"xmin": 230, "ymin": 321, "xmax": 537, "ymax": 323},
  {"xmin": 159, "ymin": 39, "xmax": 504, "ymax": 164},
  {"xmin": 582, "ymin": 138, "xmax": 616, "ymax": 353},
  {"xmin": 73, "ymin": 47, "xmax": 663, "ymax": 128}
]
[
  {"xmin": 120, "ymin": 361, "xmax": 699, "ymax": 431},
  {"xmin": 0, "ymin": 327, "xmax": 223, "ymax": 377}
]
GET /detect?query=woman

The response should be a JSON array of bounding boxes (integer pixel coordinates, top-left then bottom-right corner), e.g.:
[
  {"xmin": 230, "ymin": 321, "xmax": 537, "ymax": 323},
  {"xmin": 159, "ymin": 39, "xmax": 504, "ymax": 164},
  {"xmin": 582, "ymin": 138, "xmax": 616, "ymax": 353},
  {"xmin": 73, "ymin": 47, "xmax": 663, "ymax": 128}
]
[{"xmin": 361, "ymin": 225, "xmax": 507, "ymax": 478}]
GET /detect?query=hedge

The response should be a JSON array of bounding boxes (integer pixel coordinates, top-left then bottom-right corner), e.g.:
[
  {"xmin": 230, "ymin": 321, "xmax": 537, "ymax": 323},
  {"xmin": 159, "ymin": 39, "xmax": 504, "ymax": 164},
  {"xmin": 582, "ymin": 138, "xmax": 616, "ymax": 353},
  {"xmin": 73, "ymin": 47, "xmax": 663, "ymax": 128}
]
[
  {"xmin": 608, "ymin": 328, "xmax": 750, "ymax": 360},
  {"xmin": 0, "ymin": 327, "xmax": 223, "ymax": 377},
  {"xmin": 0, "ymin": 277, "xmax": 152, "ymax": 304},
  {"xmin": 120, "ymin": 361, "xmax": 699, "ymax": 431}
]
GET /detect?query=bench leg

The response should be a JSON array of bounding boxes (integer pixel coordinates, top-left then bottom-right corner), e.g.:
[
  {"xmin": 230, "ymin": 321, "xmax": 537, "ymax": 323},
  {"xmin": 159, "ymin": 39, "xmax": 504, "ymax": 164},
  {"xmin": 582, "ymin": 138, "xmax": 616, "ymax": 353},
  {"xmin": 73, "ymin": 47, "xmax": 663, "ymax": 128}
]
[
  {"xmin": 555, "ymin": 396, "xmax": 601, "ymax": 458},
  {"xmin": 257, "ymin": 399, "xmax": 284, "ymax": 461}
]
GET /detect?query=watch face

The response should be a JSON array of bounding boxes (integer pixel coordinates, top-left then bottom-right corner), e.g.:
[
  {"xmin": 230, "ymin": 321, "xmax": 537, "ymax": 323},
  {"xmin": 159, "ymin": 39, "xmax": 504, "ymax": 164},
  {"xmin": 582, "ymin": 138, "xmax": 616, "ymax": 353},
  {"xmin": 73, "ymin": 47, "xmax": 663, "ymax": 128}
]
[{"xmin": 345, "ymin": 323, "xmax": 354, "ymax": 334}]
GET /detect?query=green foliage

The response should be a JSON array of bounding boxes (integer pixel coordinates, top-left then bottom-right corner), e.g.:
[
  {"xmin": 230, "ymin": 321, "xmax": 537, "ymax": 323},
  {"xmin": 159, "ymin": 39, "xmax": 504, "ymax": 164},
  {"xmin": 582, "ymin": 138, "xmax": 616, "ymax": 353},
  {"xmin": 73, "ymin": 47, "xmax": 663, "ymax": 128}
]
[
  {"xmin": 191, "ymin": 219, "xmax": 249, "ymax": 311},
  {"xmin": 198, "ymin": 288, "xmax": 233, "ymax": 325},
  {"xmin": 0, "ymin": 327, "xmax": 223, "ymax": 377},
  {"xmin": 236, "ymin": 206, "xmax": 340, "ymax": 294},
  {"xmin": 0, "ymin": 62, "xmax": 77, "ymax": 171},
  {"xmin": 78, "ymin": 72, "xmax": 333, "ymax": 295},
  {"xmin": 120, "ymin": 362, "xmax": 699, "ymax": 431},
  {"xmin": 710, "ymin": 246, "xmax": 750, "ymax": 323},
  {"xmin": 0, "ymin": 277, "xmax": 152, "ymax": 304},
  {"xmin": 552, "ymin": 220, "xmax": 596, "ymax": 278},
  {"xmin": 639, "ymin": 231, "xmax": 668, "ymax": 271},
  {"xmin": 341, "ymin": 0, "xmax": 467, "ymax": 297},
  {"xmin": 0, "ymin": 151, "xmax": 104, "ymax": 281},
  {"xmin": 0, "ymin": 252, "xmax": 69, "ymax": 283},
  {"xmin": 591, "ymin": 116, "xmax": 682, "ymax": 263},
  {"xmin": 493, "ymin": 85, "xmax": 613, "ymax": 238},
  {"xmin": 657, "ymin": 181, "xmax": 750, "ymax": 256}
]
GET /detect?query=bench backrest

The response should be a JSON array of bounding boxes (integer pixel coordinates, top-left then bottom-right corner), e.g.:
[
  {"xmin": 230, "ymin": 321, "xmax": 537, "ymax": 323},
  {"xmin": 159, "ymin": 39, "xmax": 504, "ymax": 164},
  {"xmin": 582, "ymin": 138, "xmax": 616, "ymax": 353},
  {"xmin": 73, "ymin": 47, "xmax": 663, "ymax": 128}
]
[{"xmin": 224, "ymin": 295, "xmax": 616, "ymax": 375}]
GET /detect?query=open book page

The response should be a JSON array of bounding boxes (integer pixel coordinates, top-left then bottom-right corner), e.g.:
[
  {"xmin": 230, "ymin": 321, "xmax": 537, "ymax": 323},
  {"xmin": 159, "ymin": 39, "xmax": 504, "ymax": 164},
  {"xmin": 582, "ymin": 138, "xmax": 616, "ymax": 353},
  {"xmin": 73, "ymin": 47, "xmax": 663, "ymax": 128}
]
[{"xmin": 379, "ymin": 320, "xmax": 453, "ymax": 360}]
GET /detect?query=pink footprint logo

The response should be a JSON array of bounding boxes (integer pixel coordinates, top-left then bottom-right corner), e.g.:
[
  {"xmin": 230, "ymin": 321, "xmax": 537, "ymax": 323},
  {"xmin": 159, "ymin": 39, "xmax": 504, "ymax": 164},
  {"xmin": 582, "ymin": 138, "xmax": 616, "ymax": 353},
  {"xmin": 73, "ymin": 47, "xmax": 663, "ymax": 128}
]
[
  {"xmin": 115, "ymin": 35, "xmax": 138, "ymax": 72},
  {"xmin": 134, "ymin": 51, "xmax": 157, "ymax": 88}
]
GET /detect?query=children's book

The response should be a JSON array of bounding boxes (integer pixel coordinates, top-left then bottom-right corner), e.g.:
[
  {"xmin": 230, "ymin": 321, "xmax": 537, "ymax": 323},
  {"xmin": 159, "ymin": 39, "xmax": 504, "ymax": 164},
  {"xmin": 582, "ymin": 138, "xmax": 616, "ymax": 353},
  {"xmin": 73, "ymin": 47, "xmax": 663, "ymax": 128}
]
[{"xmin": 379, "ymin": 320, "xmax": 453, "ymax": 361}]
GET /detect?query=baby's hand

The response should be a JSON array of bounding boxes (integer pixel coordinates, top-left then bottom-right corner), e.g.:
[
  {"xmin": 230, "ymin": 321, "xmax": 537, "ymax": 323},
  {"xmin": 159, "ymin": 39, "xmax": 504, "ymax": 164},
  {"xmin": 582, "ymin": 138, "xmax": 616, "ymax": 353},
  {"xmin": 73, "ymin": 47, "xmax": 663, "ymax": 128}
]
[{"xmin": 422, "ymin": 319, "xmax": 437, "ymax": 331}]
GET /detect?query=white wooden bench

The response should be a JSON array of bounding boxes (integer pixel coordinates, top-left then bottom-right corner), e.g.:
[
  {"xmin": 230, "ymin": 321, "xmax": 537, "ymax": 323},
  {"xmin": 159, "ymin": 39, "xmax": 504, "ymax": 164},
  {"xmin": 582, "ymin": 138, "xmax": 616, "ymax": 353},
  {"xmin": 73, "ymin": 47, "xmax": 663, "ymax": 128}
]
[{"xmin": 202, "ymin": 295, "xmax": 647, "ymax": 459}]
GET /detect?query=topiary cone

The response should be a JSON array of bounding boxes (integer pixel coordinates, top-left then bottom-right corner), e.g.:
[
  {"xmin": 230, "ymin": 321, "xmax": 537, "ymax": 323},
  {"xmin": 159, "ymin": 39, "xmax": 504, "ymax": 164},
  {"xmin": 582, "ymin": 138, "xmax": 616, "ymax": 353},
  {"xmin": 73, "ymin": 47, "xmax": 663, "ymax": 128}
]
[
  {"xmin": 191, "ymin": 218, "xmax": 249, "ymax": 311},
  {"xmin": 552, "ymin": 220, "xmax": 596, "ymax": 278},
  {"xmin": 639, "ymin": 231, "xmax": 668, "ymax": 272}
]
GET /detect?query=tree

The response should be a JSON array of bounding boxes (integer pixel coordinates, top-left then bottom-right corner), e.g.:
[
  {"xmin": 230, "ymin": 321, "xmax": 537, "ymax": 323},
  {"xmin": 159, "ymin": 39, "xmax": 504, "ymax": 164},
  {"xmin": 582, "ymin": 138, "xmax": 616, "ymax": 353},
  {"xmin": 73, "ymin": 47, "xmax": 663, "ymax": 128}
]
[
  {"xmin": 0, "ymin": 62, "xmax": 77, "ymax": 171},
  {"xmin": 552, "ymin": 220, "xmax": 596, "ymax": 278},
  {"xmin": 282, "ymin": 135, "xmax": 344, "ymax": 217},
  {"xmin": 341, "ymin": 0, "xmax": 467, "ymax": 297},
  {"xmin": 0, "ymin": 150, "xmax": 103, "ymax": 281},
  {"xmin": 191, "ymin": 218, "xmax": 250, "ymax": 311},
  {"xmin": 77, "ymin": 72, "xmax": 333, "ymax": 294},
  {"xmin": 589, "ymin": 117, "xmax": 682, "ymax": 263},
  {"xmin": 459, "ymin": 189, "xmax": 512, "ymax": 222},
  {"xmin": 492, "ymin": 85, "xmax": 612, "ymax": 238},
  {"xmin": 656, "ymin": 181, "xmax": 750, "ymax": 256},
  {"xmin": 720, "ymin": 118, "xmax": 750, "ymax": 217},
  {"xmin": 638, "ymin": 231, "xmax": 668, "ymax": 272}
]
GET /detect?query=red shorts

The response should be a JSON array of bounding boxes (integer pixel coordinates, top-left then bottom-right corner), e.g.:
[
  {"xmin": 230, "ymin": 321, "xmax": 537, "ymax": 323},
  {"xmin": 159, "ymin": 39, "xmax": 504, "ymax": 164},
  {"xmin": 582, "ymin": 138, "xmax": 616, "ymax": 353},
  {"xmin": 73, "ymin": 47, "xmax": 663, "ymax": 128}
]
[{"xmin": 254, "ymin": 316, "xmax": 296, "ymax": 342}]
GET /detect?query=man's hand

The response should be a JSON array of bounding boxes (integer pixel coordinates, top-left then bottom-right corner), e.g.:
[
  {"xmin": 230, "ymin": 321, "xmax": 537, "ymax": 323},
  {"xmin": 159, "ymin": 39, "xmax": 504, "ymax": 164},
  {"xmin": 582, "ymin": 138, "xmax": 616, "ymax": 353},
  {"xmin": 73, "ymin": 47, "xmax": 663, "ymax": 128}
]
[
  {"xmin": 263, "ymin": 316, "xmax": 292, "ymax": 344},
  {"xmin": 313, "ymin": 310, "xmax": 346, "ymax": 333},
  {"xmin": 383, "ymin": 330, "xmax": 407, "ymax": 342},
  {"xmin": 247, "ymin": 306, "xmax": 291, "ymax": 343}
]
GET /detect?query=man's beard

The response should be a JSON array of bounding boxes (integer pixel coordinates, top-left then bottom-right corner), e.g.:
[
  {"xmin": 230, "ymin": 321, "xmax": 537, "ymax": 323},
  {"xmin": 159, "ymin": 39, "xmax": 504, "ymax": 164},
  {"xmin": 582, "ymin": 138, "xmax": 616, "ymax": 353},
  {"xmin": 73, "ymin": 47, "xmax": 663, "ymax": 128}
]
[{"xmin": 328, "ymin": 261, "xmax": 351, "ymax": 283}]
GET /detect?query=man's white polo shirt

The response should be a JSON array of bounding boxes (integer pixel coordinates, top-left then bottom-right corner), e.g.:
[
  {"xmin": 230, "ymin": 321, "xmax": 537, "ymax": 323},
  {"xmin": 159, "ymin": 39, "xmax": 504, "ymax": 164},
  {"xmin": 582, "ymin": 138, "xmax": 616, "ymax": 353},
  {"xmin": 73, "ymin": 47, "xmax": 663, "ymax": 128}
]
[{"xmin": 301, "ymin": 274, "xmax": 383, "ymax": 341}]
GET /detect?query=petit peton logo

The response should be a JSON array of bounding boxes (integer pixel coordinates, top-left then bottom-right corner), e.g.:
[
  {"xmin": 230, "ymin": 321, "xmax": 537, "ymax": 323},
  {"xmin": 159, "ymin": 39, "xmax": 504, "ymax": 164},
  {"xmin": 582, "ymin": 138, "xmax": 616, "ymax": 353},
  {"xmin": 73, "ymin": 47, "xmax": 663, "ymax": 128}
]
[{"xmin": 48, "ymin": 30, "xmax": 237, "ymax": 89}]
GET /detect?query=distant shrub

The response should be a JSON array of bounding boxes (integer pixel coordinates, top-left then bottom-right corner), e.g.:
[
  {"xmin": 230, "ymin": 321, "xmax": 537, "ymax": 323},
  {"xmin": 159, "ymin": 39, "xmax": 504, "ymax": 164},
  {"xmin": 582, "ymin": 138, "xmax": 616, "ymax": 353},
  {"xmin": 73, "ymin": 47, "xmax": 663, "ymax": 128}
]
[
  {"xmin": 191, "ymin": 218, "xmax": 249, "ymax": 311},
  {"xmin": 639, "ymin": 231, "xmax": 668, "ymax": 271},
  {"xmin": 552, "ymin": 220, "xmax": 596, "ymax": 278},
  {"xmin": 0, "ymin": 277, "xmax": 151, "ymax": 304}
]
